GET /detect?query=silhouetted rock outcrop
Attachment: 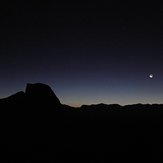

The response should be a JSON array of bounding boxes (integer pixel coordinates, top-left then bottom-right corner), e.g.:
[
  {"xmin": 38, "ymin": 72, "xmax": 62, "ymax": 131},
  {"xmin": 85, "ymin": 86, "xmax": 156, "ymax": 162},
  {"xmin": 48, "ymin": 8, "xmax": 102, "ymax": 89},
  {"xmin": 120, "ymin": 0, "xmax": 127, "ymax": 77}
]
[{"xmin": 25, "ymin": 83, "xmax": 61, "ymax": 106}]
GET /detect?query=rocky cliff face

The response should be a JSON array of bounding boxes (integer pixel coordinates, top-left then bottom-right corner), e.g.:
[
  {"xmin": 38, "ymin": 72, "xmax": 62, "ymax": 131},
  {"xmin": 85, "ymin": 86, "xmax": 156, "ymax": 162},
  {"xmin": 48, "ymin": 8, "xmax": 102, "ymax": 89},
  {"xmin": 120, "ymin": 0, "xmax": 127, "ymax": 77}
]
[{"xmin": 25, "ymin": 83, "xmax": 61, "ymax": 106}]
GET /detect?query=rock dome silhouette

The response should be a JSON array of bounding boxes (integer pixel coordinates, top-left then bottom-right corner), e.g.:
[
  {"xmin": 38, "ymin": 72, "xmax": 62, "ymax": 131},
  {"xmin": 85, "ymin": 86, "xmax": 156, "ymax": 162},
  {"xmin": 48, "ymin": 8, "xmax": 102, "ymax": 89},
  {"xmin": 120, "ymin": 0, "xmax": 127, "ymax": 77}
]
[{"xmin": 25, "ymin": 83, "xmax": 61, "ymax": 105}]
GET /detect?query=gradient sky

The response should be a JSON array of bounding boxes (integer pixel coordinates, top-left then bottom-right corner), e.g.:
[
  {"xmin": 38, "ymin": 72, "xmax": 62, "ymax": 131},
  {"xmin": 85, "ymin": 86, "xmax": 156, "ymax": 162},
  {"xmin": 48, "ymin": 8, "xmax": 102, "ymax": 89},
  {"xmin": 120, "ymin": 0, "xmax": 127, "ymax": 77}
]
[{"xmin": 1, "ymin": 1, "xmax": 163, "ymax": 106}]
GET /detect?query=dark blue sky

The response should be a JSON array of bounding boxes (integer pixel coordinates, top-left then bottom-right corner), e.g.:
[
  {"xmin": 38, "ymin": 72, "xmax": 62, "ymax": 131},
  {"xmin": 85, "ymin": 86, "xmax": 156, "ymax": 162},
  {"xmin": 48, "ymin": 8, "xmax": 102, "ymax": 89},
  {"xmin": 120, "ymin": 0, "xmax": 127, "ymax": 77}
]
[{"xmin": 1, "ymin": 1, "xmax": 163, "ymax": 106}]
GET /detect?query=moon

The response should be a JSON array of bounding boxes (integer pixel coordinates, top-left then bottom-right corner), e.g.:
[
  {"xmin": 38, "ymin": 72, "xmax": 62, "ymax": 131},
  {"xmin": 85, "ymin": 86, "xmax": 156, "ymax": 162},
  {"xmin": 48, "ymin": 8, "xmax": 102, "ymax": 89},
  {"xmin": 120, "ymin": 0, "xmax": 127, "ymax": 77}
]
[{"xmin": 149, "ymin": 74, "xmax": 153, "ymax": 79}]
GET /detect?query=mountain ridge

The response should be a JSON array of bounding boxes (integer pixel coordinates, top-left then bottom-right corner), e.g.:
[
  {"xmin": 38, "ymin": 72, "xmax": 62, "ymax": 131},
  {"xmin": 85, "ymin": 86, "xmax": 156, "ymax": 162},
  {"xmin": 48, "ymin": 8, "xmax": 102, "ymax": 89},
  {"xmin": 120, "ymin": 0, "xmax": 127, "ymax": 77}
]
[
  {"xmin": 0, "ymin": 83, "xmax": 163, "ymax": 162},
  {"xmin": 1, "ymin": 83, "xmax": 162, "ymax": 108}
]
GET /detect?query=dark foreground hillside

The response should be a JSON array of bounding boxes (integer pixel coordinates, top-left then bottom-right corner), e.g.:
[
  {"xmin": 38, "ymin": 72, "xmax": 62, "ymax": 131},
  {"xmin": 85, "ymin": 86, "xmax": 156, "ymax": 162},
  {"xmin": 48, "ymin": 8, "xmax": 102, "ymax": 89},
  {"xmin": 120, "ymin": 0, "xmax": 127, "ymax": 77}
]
[{"xmin": 0, "ymin": 83, "xmax": 163, "ymax": 162}]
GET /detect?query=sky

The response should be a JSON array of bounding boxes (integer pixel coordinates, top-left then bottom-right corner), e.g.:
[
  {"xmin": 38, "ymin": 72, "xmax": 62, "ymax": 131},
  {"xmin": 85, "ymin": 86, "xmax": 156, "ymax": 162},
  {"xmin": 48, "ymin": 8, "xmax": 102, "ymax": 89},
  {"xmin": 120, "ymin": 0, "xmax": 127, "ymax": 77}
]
[{"xmin": 0, "ymin": 1, "xmax": 163, "ymax": 106}]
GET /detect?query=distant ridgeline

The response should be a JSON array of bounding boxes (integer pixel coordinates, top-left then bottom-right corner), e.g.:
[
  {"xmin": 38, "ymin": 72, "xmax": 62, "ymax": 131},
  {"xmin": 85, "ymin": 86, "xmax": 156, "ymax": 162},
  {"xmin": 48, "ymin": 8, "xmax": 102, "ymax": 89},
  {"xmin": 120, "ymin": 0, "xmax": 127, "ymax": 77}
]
[{"xmin": 0, "ymin": 83, "xmax": 163, "ymax": 162}]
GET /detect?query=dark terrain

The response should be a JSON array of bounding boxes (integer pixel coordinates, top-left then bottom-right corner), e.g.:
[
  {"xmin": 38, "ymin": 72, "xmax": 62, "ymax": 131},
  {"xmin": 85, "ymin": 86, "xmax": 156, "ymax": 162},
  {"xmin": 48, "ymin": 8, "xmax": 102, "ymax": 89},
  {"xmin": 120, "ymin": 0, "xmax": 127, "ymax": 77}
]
[{"xmin": 0, "ymin": 83, "xmax": 163, "ymax": 162}]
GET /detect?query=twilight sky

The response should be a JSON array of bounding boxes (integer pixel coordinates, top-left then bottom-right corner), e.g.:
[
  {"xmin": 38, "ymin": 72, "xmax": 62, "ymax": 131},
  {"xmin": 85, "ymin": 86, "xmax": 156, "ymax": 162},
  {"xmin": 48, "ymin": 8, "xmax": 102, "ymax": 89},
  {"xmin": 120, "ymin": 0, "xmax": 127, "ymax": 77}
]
[{"xmin": 1, "ymin": 1, "xmax": 163, "ymax": 106}]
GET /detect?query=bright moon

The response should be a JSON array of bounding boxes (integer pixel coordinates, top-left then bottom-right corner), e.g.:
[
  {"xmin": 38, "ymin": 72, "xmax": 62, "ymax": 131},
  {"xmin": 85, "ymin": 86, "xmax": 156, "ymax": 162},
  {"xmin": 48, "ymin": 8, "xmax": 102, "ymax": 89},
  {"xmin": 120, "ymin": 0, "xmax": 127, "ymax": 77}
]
[{"xmin": 149, "ymin": 74, "xmax": 153, "ymax": 78}]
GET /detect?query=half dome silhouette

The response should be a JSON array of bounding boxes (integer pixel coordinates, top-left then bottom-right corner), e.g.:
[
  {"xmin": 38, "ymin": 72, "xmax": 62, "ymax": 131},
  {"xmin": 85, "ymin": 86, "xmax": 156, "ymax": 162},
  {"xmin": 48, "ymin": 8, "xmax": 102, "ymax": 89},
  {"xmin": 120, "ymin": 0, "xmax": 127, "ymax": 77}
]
[{"xmin": 25, "ymin": 83, "xmax": 61, "ymax": 106}]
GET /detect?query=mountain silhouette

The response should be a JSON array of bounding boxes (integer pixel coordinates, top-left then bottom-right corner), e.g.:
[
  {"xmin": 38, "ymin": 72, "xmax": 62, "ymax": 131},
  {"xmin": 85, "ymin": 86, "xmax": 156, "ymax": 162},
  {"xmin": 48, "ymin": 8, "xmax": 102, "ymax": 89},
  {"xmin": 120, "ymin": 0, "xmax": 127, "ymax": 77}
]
[
  {"xmin": 0, "ymin": 83, "xmax": 163, "ymax": 162},
  {"xmin": 25, "ymin": 83, "xmax": 61, "ymax": 105}
]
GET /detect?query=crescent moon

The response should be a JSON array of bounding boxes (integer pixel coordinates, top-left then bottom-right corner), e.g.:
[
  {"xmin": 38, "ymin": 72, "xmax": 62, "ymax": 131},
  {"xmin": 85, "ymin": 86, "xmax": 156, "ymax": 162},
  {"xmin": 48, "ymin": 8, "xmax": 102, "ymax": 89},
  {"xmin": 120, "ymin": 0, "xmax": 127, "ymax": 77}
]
[{"xmin": 149, "ymin": 74, "xmax": 153, "ymax": 78}]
